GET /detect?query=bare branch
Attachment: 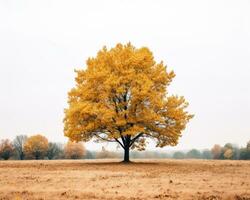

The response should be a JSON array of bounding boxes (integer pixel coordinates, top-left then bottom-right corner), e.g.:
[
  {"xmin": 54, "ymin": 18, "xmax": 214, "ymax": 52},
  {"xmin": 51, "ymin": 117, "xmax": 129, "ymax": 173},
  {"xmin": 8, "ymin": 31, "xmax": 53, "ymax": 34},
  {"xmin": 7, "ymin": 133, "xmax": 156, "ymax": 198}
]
[
  {"xmin": 129, "ymin": 133, "xmax": 144, "ymax": 147},
  {"xmin": 115, "ymin": 138, "xmax": 125, "ymax": 149},
  {"xmin": 94, "ymin": 134, "xmax": 117, "ymax": 143}
]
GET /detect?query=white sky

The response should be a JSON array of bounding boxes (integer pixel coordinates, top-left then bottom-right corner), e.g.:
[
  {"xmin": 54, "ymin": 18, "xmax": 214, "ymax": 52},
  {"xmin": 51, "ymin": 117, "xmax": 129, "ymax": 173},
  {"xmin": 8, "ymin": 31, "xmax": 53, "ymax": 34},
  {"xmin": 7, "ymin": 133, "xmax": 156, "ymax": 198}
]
[{"xmin": 0, "ymin": 0, "xmax": 249, "ymax": 151}]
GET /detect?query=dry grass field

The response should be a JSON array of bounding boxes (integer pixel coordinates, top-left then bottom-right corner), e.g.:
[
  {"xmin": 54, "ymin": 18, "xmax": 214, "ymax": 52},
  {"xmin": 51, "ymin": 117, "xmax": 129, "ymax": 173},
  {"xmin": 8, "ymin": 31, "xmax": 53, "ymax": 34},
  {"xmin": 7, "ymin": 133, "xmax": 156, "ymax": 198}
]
[{"xmin": 0, "ymin": 159, "xmax": 249, "ymax": 200}]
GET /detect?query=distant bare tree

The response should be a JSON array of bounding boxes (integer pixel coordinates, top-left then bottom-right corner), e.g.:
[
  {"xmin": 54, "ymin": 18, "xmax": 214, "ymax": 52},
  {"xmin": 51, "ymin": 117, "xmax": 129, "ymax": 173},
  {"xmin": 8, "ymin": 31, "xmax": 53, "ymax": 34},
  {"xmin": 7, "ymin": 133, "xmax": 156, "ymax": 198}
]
[
  {"xmin": 47, "ymin": 142, "xmax": 63, "ymax": 160},
  {"xmin": 13, "ymin": 135, "xmax": 27, "ymax": 160}
]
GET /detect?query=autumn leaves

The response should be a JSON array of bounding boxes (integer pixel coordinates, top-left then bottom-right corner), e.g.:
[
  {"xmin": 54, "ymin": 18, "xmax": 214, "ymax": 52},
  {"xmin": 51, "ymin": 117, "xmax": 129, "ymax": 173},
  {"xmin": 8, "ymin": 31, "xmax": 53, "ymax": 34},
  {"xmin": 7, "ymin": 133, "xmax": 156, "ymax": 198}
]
[{"xmin": 64, "ymin": 43, "xmax": 193, "ymax": 162}]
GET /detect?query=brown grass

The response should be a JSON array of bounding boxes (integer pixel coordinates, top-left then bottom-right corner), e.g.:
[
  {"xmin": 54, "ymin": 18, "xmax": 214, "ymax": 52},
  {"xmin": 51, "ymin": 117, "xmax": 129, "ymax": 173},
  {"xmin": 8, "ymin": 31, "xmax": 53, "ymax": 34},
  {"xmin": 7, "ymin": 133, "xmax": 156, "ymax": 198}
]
[{"xmin": 0, "ymin": 159, "xmax": 250, "ymax": 200}]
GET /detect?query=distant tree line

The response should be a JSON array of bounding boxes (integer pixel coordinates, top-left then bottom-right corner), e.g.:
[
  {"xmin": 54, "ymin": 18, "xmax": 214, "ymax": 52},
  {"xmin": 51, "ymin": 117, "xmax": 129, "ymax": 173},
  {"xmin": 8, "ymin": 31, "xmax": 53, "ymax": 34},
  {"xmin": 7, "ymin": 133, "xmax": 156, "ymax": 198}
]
[
  {"xmin": 0, "ymin": 135, "xmax": 249, "ymax": 160},
  {"xmin": 0, "ymin": 134, "xmax": 85, "ymax": 160},
  {"xmin": 172, "ymin": 142, "xmax": 250, "ymax": 160}
]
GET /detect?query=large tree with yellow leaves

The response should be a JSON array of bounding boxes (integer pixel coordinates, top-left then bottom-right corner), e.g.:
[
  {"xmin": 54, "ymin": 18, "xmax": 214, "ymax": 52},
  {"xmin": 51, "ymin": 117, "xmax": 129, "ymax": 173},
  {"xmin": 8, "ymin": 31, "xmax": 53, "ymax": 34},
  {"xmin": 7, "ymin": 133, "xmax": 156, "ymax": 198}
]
[{"xmin": 64, "ymin": 43, "xmax": 193, "ymax": 162}]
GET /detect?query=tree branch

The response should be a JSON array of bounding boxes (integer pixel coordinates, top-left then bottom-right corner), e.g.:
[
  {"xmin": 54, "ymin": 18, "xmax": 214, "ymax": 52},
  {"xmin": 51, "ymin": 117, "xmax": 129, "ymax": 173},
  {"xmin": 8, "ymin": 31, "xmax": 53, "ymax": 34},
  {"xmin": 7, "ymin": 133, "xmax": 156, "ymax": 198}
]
[
  {"xmin": 94, "ymin": 134, "xmax": 117, "ymax": 143},
  {"xmin": 115, "ymin": 138, "xmax": 125, "ymax": 149},
  {"xmin": 94, "ymin": 133, "xmax": 125, "ymax": 149},
  {"xmin": 129, "ymin": 133, "xmax": 144, "ymax": 147}
]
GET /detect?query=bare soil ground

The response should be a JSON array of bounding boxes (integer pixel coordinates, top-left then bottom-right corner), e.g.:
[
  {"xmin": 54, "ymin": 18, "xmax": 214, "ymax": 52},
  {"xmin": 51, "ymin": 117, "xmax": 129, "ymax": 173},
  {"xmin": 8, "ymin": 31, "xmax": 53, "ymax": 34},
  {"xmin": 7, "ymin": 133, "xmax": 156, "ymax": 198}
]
[{"xmin": 0, "ymin": 159, "xmax": 249, "ymax": 200}]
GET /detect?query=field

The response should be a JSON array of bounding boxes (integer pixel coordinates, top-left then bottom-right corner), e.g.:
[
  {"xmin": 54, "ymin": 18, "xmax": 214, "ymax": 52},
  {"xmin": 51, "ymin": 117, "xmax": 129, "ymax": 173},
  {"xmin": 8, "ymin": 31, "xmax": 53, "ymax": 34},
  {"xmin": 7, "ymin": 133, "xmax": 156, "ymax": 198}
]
[{"xmin": 0, "ymin": 159, "xmax": 250, "ymax": 200}]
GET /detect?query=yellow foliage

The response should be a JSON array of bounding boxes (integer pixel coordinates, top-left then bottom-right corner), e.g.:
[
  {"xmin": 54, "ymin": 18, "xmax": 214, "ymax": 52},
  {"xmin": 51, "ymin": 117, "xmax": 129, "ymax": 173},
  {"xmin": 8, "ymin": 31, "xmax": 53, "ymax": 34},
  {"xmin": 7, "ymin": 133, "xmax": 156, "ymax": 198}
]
[
  {"xmin": 64, "ymin": 141, "xmax": 85, "ymax": 159},
  {"xmin": 64, "ymin": 43, "xmax": 193, "ymax": 153},
  {"xmin": 24, "ymin": 134, "xmax": 49, "ymax": 159},
  {"xmin": 224, "ymin": 148, "xmax": 233, "ymax": 159}
]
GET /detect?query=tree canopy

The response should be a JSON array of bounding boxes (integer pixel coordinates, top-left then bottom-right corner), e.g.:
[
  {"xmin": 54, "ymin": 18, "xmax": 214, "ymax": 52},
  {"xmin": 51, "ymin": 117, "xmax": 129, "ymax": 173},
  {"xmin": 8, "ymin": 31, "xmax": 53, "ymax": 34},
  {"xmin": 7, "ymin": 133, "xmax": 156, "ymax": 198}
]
[
  {"xmin": 0, "ymin": 139, "xmax": 14, "ymax": 160},
  {"xmin": 64, "ymin": 142, "xmax": 85, "ymax": 159},
  {"xmin": 24, "ymin": 134, "xmax": 49, "ymax": 160},
  {"xmin": 64, "ymin": 43, "xmax": 193, "ymax": 162}
]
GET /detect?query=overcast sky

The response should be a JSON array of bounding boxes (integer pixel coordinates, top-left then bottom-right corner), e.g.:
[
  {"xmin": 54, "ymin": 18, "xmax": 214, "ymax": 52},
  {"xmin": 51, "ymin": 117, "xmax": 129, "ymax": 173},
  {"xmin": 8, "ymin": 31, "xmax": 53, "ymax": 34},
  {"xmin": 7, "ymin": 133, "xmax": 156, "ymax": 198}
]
[{"xmin": 0, "ymin": 0, "xmax": 249, "ymax": 151}]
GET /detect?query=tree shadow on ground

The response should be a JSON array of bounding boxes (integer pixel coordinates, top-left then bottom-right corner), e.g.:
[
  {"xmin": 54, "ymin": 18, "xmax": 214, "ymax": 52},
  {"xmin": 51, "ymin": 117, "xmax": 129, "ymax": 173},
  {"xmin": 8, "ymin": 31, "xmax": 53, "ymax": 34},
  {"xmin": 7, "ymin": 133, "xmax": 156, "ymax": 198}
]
[{"xmin": 83, "ymin": 160, "xmax": 160, "ymax": 166}]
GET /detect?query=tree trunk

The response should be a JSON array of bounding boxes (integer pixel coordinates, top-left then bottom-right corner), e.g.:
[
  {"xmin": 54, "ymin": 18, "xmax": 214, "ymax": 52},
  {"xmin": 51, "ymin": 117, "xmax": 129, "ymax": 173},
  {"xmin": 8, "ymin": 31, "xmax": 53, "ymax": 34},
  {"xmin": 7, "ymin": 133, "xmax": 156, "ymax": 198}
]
[
  {"xmin": 123, "ymin": 145, "xmax": 130, "ymax": 163},
  {"xmin": 20, "ymin": 152, "xmax": 24, "ymax": 160}
]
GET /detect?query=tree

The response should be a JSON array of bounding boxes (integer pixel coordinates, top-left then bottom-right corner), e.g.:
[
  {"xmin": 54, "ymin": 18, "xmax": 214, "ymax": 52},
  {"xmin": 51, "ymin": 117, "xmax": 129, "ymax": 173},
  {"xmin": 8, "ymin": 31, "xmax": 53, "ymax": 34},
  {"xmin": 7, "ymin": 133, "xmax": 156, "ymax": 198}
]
[
  {"xmin": 224, "ymin": 143, "xmax": 233, "ymax": 149},
  {"xmin": 224, "ymin": 148, "xmax": 233, "ymax": 159},
  {"xmin": 246, "ymin": 141, "xmax": 250, "ymax": 159},
  {"xmin": 64, "ymin": 43, "xmax": 193, "ymax": 162},
  {"xmin": 221, "ymin": 143, "xmax": 237, "ymax": 160},
  {"xmin": 84, "ymin": 150, "xmax": 95, "ymax": 159},
  {"xmin": 211, "ymin": 144, "xmax": 222, "ymax": 159},
  {"xmin": 232, "ymin": 146, "xmax": 240, "ymax": 160},
  {"xmin": 240, "ymin": 148, "xmax": 250, "ymax": 160},
  {"xmin": 186, "ymin": 149, "xmax": 202, "ymax": 159},
  {"xmin": 64, "ymin": 141, "xmax": 85, "ymax": 159},
  {"xmin": 24, "ymin": 135, "xmax": 49, "ymax": 160},
  {"xmin": 0, "ymin": 139, "xmax": 14, "ymax": 160},
  {"xmin": 47, "ymin": 142, "xmax": 63, "ymax": 160},
  {"xmin": 13, "ymin": 135, "xmax": 27, "ymax": 160},
  {"xmin": 173, "ymin": 151, "xmax": 185, "ymax": 159},
  {"xmin": 240, "ymin": 141, "xmax": 250, "ymax": 160},
  {"xmin": 247, "ymin": 140, "xmax": 250, "ymax": 150},
  {"xmin": 202, "ymin": 149, "xmax": 212, "ymax": 159}
]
